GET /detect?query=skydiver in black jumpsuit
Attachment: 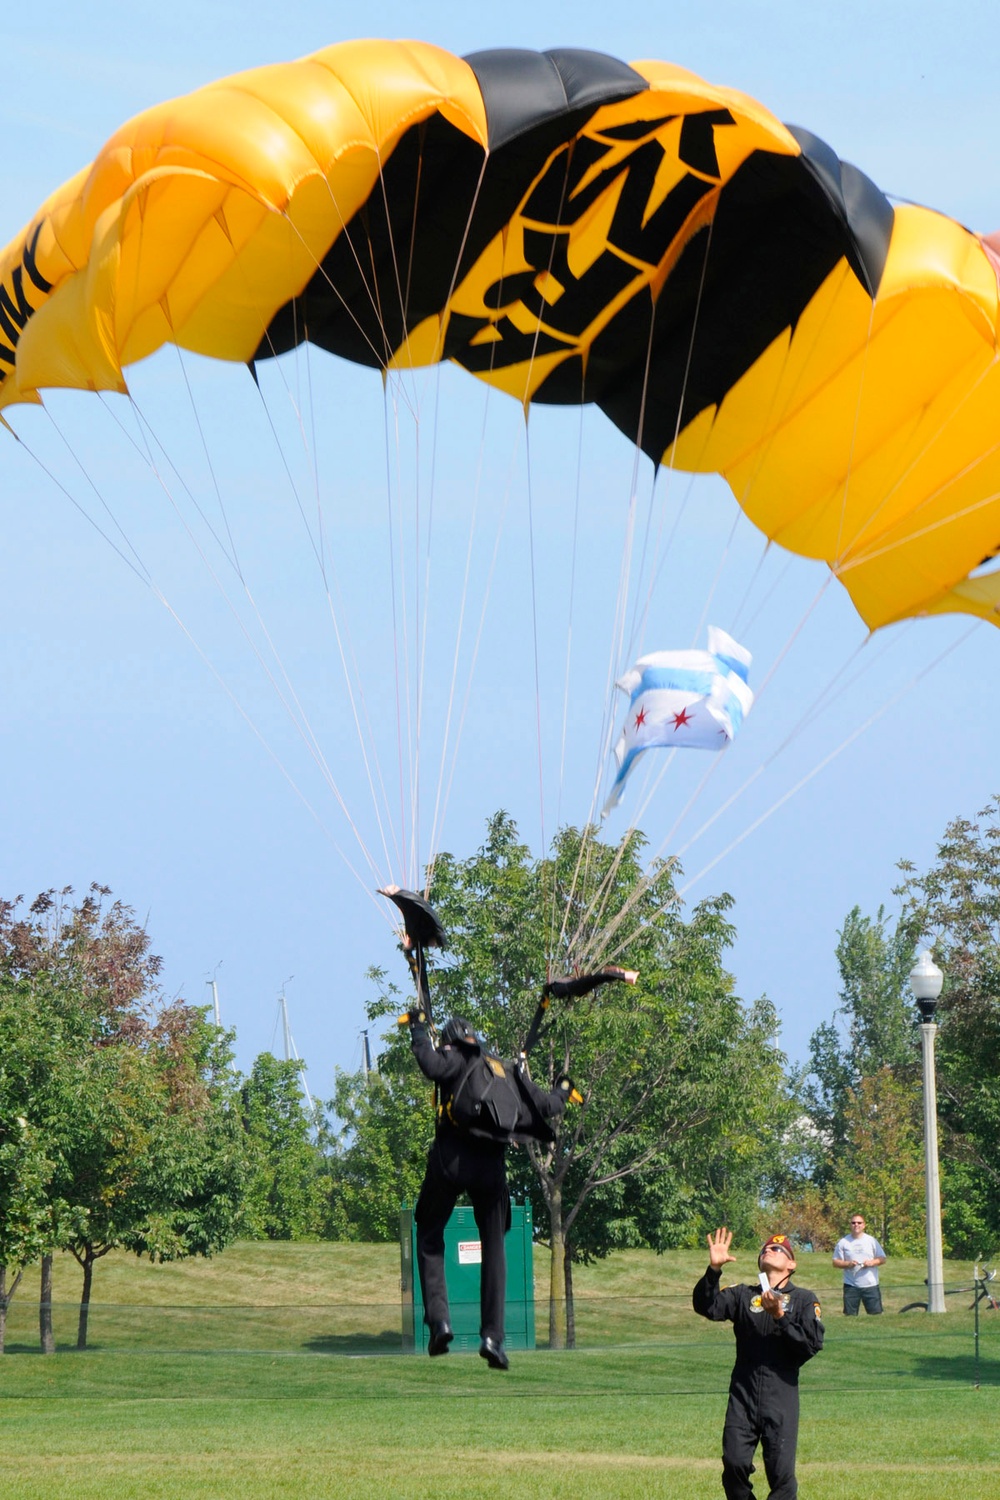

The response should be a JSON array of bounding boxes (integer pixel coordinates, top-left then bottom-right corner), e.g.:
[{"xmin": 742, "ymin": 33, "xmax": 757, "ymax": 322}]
[
  {"xmin": 693, "ymin": 1226, "xmax": 824, "ymax": 1500},
  {"xmin": 410, "ymin": 1013, "xmax": 568, "ymax": 1369}
]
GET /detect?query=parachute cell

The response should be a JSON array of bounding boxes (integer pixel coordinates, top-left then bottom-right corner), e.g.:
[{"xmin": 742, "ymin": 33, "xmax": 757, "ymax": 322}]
[{"xmin": 3, "ymin": 41, "xmax": 1000, "ymax": 632}]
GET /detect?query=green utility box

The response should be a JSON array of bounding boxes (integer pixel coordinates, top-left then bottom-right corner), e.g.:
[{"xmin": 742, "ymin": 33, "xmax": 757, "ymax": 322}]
[{"xmin": 400, "ymin": 1201, "xmax": 536, "ymax": 1353}]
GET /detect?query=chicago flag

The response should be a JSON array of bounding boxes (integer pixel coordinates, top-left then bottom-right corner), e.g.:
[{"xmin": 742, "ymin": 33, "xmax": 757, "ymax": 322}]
[{"xmin": 603, "ymin": 626, "xmax": 753, "ymax": 813}]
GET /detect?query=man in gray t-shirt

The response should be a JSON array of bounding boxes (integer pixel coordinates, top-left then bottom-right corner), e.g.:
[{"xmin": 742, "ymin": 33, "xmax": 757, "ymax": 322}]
[{"xmin": 832, "ymin": 1213, "xmax": 886, "ymax": 1314}]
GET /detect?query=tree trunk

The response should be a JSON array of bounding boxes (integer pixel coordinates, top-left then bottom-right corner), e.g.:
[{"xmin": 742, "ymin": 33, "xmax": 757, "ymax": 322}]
[
  {"xmin": 0, "ymin": 1266, "xmax": 23, "ymax": 1355},
  {"xmin": 39, "ymin": 1254, "xmax": 54, "ymax": 1354},
  {"xmin": 564, "ymin": 1239, "xmax": 576, "ymax": 1350},
  {"xmin": 77, "ymin": 1248, "xmax": 95, "ymax": 1351},
  {"xmin": 548, "ymin": 1188, "xmax": 566, "ymax": 1350}
]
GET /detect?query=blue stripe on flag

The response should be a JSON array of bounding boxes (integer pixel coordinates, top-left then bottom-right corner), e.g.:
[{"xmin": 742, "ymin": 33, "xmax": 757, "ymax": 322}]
[{"xmin": 631, "ymin": 667, "xmax": 717, "ymax": 701}]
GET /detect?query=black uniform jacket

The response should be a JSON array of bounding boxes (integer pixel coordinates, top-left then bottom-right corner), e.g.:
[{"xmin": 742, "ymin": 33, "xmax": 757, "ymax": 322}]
[{"xmin": 693, "ymin": 1267, "xmax": 824, "ymax": 1405}]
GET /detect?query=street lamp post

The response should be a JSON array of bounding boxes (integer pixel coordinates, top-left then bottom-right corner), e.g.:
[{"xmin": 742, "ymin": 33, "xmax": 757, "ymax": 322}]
[{"xmin": 909, "ymin": 951, "xmax": 946, "ymax": 1315}]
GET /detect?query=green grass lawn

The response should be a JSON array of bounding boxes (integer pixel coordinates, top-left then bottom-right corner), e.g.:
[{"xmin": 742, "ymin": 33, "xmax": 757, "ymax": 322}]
[{"xmin": 0, "ymin": 1242, "xmax": 997, "ymax": 1498}]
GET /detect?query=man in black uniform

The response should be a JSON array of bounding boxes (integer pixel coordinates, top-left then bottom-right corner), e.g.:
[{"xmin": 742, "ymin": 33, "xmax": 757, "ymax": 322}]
[
  {"xmin": 693, "ymin": 1226, "xmax": 824, "ymax": 1500},
  {"xmin": 410, "ymin": 1011, "xmax": 569, "ymax": 1370}
]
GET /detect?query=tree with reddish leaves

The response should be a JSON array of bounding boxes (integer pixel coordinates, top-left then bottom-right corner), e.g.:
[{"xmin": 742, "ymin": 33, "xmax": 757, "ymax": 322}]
[{"xmin": 0, "ymin": 885, "xmax": 244, "ymax": 1351}]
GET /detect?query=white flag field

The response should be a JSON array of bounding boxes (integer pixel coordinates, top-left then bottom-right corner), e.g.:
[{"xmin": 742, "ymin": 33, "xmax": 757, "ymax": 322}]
[{"xmin": 603, "ymin": 627, "xmax": 754, "ymax": 814}]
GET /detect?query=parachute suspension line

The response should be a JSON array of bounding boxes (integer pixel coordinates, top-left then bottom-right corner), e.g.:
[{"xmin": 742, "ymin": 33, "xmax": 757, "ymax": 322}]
[
  {"xmin": 17, "ymin": 413, "xmax": 152, "ymax": 585},
  {"xmin": 280, "ymin": 218, "xmax": 417, "ymax": 406},
  {"xmin": 691, "ymin": 505, "xmax": 744, "ymax": 649},
  {"xmin": 626, "ymin": 218, "xmax": 717, "ymax": 667},
  {"xmin": 670, "ymin": 621, "xmax": 906, "ymax": 873},
  {"xmin": 546, "ymin": 395, "xmax": 588, "ymax": 964},
  {"xmin": 566, "ymin": 224, "xmax": 715, "ymax": 963},
  {"xmin": 479, "ymin": 141, "xmax": 576, "ymax": 935},
  {"xmin": 411, "ymin": 365, "xmax": 440, "ymax": 889},
  {"xmin": 675, "ymin": 619, "xmax": 984, "ymax": 903},
  {"xmin": 519, "ymin": 140, "xmax": 577, "ymax": 857},
  {"xmin": 424, "ymin": 407, "xmax": 527, "ymax": 896},
  {"xmin": 559, "ymin": 487, "xmax": 640, "ymax": 958},
  {"xmin": 170, "ymin": 348, "xmax": 244, "ymax": 578},
  {"xmin": 420, "ymin": 156, "xmax": 500, "ymax": 887},
  {"xmin": 731, "ymin": 544, "xmax": 792, "ymax": 638},
  {"xmin": 565, "ymin": 431, "xmax": 677, "ymax": 955},
  {"xmin": 303, "ymin": 339, "xmax": 329, "ymax": 590},
  {"xmin": 17, "ymin": 409, "xmax": 382, "ymax": 900},
  {"xmin": 246, "ymin": 364, "xmax": 402, "ymax": 882},
  {"xmin": 842, "ymin": 478, "xmax": 1000, "ymax": 570},
  {"xmin": 523, "ymin": 420, "xmax": 549, "ymax": 872},
  {"xmin": 307, "ymin": 339, "xmax": 405, "ymax": 881},
  {"xmin": 374, "ymin": 142, "xmax": 414, "ymax": 373},
  {"xmin": 421, "ymin": 382, "xmax": 484, "ymax": 878},
  {"xmin": 126, "ymin": 373, "xmax": 338, "ymax": 781},
  {"xmin": 663, "ymin": 642, "xmax": 877, "ymax": 877},
  {"xmin": 375, "ymin": 136, "xmax": 437, "ymax": 885},
  {"xmin": 382, "ymin": 381, "xmax": 415, "ymax": 886},
  {"xmin": 227, "ymin": 242, "xmax": 400, "ymax": 877},
  {"xmin": 766, "ymin": 629, "xmax": 896, "ymax": 748},
  {"xmin": 412, "ymin": 156, "xmax": 495, "ymax": 889},
  {"xmin": 120, "ymin": 386, "xmax": 388, "ymax": 882},
  {"xmin": 696, "ymin": 251, "xmax": 839, "ymax": 648},
  {"xmin": 555, "ymin": 397, "xmax": 587, "ymax": 825}
]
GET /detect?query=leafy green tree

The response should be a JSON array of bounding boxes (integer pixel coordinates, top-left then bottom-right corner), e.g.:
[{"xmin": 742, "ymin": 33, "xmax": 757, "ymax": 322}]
[
  {"xmin": 63, "ymin": 1011, "xmax": 246, "ymax": 1348},
  {"xmin": 323, "ymin": 974, "xmax": 431, "ymax": 1242},
  {"xmin": 827, "ymin": 1068, "xmax": 925, "ymax": 1253},
  {"xmin": 896, "ymin": 796, "xmax": 1000, "ymax": 1254},
  {"xmin": 803, "ymin": 904, "xmax": 919, "ymax": 1170},
  {"xmin": 240, "ymin": 1054, "xmax": 324, "ymax": 1240},
  {"xmin": 776, "ymin": 905, "xmax": 923, "ymax": 1245},
  {"xmin": 0, "ymin": 1107, "xmax": 53, "ymax": 1352}
]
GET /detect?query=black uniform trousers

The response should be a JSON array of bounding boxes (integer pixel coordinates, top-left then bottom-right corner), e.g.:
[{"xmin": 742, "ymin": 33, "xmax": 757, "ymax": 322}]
[
  {"xmin": 721, "ymin": 1371, "xmax": 799, "ymax": 1500},
  {"xmin": 414, "ymin": 1131, "xmax": 511, "ymax": 1343}
]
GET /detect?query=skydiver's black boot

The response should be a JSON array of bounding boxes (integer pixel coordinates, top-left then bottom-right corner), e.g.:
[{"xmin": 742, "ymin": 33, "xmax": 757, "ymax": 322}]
[
  {"xmin": 479, "ymin": 1336, "xmax": 509, "ymax": 1370},
  {"xmin": 428, "ymin": 1320, "xmax": 454, "ymax": 1356}
]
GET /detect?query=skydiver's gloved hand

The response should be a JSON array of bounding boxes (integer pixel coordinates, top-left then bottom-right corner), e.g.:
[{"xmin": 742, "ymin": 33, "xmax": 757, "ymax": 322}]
[
  {"xmin": 398, "ymin": 1008, "xmax": 429, "ymax": 1042},
  {"xmin": 408, "ymin": 1009, "xmax": 430, "ymax": 1040}
]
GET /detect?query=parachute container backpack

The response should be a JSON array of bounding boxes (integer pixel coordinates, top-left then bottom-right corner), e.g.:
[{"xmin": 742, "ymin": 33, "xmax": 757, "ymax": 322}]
[
  {"xmin": 445, "ymin": 1048, "xmax": 522, "ymax": 1141},
  {"xmin": 441, "ymin": 1046, "xmax": 558, "ymax": 1145}
]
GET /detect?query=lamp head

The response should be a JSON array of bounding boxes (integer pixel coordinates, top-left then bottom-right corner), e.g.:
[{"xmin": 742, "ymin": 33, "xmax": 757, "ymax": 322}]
[{"xmin": 909, "ymin": 950, "xmax": 943, "ymax": 1021}]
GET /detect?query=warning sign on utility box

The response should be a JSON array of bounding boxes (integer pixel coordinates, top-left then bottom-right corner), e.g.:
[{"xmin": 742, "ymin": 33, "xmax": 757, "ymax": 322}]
[{"xmin": 457, "ymin": 1240, "xmax": 482, "ymax": 1265}]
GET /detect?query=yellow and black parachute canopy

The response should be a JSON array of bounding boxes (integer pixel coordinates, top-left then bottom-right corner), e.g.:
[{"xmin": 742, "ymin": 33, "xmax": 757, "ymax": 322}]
[{"xmin": 3, "ymin": 40, "xmax": 1000, "ymax": 633}]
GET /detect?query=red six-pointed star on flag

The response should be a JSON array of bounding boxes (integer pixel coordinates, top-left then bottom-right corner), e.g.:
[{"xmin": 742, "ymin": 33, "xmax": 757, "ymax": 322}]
[
  {"xmin": 634, "ymin": 705, "xmax": 647, "ymax": 729},
  {"xmin": 671, "ymin": 707, "xmax": 694, "ymax": 730}
]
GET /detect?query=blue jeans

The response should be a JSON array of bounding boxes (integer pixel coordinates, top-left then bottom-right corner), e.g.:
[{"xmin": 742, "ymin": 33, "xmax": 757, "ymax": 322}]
[{"xmin": 843, "ymin": 1282, "xmax": 882, "ymax": 1315}]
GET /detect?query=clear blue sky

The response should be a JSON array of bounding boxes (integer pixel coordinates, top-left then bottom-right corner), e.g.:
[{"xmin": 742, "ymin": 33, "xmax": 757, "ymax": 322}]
[{"xmin": 4, "ymin": 1, "xmax": 999, "ymax": 1091}]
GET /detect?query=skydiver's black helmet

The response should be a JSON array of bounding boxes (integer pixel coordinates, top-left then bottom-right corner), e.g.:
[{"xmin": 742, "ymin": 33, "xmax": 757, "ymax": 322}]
[{"xmin": 440, "ymin": 1016, "xmax": 479, "ymax": 1048}]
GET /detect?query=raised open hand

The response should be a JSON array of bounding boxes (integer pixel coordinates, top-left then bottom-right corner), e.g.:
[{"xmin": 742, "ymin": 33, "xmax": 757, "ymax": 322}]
[{"xmin": 706, "ymin": 1227, "xmax": 737, "ymax": 1270}]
